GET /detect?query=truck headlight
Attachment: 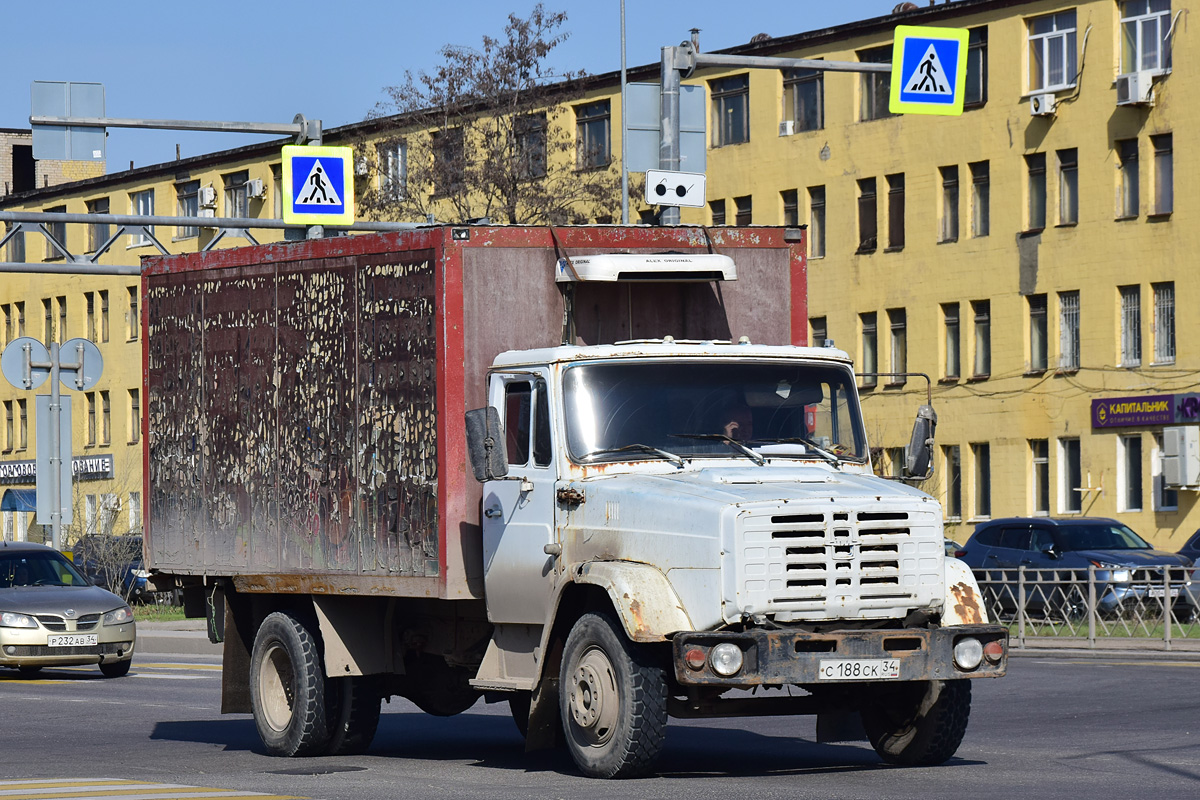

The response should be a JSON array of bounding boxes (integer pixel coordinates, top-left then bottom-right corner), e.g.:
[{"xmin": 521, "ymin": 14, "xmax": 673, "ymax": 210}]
[
  {"xmin": 0, "ymin": 611, "xmax": 37, "ymax": 629},
  {"xmin": 953, "ymin": 637, "xmax": 983, "ymax": 671},
  {"xmin": 709, "ymin": 643, "xmax": 744, "ymax": 677}
]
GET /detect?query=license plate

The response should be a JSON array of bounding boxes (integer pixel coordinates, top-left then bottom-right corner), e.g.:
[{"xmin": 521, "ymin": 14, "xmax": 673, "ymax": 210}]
[
  {"xmin": 1147, "ymin": 587, "xmax": 1181, "ymax": 598},
  {"xmin": 47, "ymin": 634, "xmax": 98, "ymax": 647},
  {"xmin": 818, "ymin": 658, "xmax": 900, "ymax": 681}
]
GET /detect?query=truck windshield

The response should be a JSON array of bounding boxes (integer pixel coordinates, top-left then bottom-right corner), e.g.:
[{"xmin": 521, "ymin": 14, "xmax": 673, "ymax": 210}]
[{"xmin": 563, "ymin": 360, "xmax": 866, "ymax": 464}]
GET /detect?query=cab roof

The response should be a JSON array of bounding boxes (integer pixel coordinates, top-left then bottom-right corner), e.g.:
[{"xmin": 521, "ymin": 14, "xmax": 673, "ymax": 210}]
[{"xmin": 492, "ymin": 340, "xmax": 853, "ymax": 369}]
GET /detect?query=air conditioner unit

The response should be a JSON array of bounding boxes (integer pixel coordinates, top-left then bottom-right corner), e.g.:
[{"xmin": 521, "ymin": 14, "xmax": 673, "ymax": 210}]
[
  {"xmin": 778, "ymin": 120, "xmax": 795, "ymax": 137},
  {"xmin": 1116, "ymin": 71, "xmax": 1155, "ymax": 106},
  {"xmin": 1030, "ymin": 93, "xmax": 1056, "ymax": 116},
  {"xmin": 1163, "ymin": 426, "xmax": 1200, "ymax": 487},
  {"xmin": 197, "ymin": 185, "xmax": 217, "ymax": 208},
  {"xmin": 355, "ymin": 156, "xmax": 370, "ymax": 177},
  {"xmin": 244, "ymin": 178, "xmax": 266, "ymax": 199}
]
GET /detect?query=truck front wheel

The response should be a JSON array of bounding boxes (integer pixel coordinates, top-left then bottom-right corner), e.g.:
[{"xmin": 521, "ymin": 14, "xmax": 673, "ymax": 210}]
[
  {"xmin": 250, "ymin": 611, "xmax": 330, "ymax": 757},
  {"xmin": 860, "ymin": 679, "xmax": 971, "ymax": 766},
  {"xmin": 559, "ymin": 612, "xmax": 667, "ymax": 779}
]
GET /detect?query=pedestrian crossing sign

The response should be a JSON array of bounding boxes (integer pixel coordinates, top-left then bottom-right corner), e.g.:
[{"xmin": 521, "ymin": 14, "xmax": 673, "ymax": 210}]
[
  {"xmin": 889, "ymin": 26, "xmax": 969, "ymax": 116},
  {"xmin": 282, "ymin": 145, "xmax": 355, "ymax": 225}
]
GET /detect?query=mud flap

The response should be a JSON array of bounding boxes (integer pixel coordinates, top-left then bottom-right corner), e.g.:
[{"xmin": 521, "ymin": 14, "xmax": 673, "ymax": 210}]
[{"xmin": 525, "ymin": 677, "xmax": 563, "ymax": 752}]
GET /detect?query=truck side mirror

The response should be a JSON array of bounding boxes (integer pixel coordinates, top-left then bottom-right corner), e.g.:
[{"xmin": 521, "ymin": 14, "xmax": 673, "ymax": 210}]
[
  {"xmin": 903, "ymin": 404, "xmax": 937, "ymax": 480},
  {"xmin": 465, "ymin": 407, "xmax": 509, "ymax": 481}
]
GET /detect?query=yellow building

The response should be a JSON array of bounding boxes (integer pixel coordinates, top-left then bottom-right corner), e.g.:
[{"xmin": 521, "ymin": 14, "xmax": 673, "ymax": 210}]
[{"xmin": 1, "ymin": 0, "xmax": 1196, "ymax": 551}]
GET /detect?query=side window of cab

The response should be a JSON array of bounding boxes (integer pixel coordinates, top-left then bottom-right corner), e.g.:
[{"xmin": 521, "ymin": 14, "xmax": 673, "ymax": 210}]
[{"xmin": 503, "ymin": 378, "xmax": 552, "ymax": 468}]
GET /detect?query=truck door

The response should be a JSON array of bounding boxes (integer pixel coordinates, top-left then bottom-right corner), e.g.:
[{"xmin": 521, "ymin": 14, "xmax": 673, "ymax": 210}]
[{"xmin": 481, "ymin": 372, "xmax": 558, "ymax": 625}]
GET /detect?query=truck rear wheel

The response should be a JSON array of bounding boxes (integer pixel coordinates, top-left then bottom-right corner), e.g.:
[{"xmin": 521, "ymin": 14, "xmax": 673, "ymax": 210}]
[
  {"xmin": 250, "ymin": 611, "xmax": 330, "ymax": 757},
  {"xmin": 861, "ymin": 679, "xmax": 971, "ymax": 766},
  {"xmin": 559, "ymin": 612, "xmax": 667, "ymax": 779},
  {"xmin": 324, "ymin": 676, "xmax": 381, "ymax": 755}
]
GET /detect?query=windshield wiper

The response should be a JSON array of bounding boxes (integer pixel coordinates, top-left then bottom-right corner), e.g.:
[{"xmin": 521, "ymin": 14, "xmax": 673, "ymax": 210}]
[
  {"xmin": 581, "ymin": 443, "xmax": 685, "ymax": 468},
  {"xmin": 670, "ymin": 433, "xmax": 766, "ymax": 466},
  {"xmin": 746, "ymin": 437, "xmax": 850, "ymax": 466}
]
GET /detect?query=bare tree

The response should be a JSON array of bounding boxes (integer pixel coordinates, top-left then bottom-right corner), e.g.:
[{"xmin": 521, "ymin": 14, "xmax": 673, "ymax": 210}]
[{"xmin": 359, "ymin": 5, "xmax": 628, "ymax": 225}]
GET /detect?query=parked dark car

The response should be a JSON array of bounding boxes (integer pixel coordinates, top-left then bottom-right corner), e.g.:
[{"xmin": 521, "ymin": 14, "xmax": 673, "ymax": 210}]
[
  {"xmin": 71, "ymin": 535, "xmax": 150, "ymax": 603},
  {"xmin": 1177, "ymin": 530, "xmax": 1200, "ymax": 565},
  {"xmin": 958, "ymin": 517, "xmax": 1195, "ymax": 620}
]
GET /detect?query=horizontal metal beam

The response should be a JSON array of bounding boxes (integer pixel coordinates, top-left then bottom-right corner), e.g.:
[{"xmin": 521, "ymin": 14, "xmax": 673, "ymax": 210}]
[
  {"xmin": 30, "ymin": 115, "xmax": 304, "ymax": 136},
  {"xmin": 692, "ymin": 53, "xmax": 891, "ymax": 73},
  {"xmin": 0, "ymin": 261, "xmax": 141, "ymax": 275},
  {"xmin": 0, "ymin": 210, "xmax": 419, "ymax": 232}
]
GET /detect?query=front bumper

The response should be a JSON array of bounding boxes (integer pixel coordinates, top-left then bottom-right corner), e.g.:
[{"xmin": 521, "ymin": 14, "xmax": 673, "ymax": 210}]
[
  {"xmin": 673, "ymin": 625, "xmax": 1008, "ymax": 686},
  {"xmin": 0, "ymin": 623, "xmax": 136, "ymax": 668}
]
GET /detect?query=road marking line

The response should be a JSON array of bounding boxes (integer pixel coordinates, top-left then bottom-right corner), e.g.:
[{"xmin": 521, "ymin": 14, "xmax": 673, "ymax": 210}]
[
  {"xmin": 0, "ymin": 781, "xmax": 302, "ymax": 800},
  {"xmin": 133, "ymin": 663, "xmax": 222, "ymax": 671}
]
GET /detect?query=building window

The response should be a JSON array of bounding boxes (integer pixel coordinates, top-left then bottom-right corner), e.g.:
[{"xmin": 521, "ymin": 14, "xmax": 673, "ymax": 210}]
[
  {"xmin": 972, "ymin": 300, "xmax": 990, "ymax": 377},
  {"xmin": 1117, "ymin": 139, "xmax": 1139, "ymax": 219},
  {"xmin": 886, "ymin": 173, "xmax": 905, "ymax": 250},
  {"xmin": 782, "ymin": 189, "xmax": 798, "ymax": 226},
  {"xmin": 515, "ymin": 114, "xmax": 547, "ymax": 180},
  {"xmin": 859, "ymin": 46, "xmax": 893, "ymax": 121},
  {"xmin": 1058, "ymin": 148, "xmax": 1078, "ymax": 225},
  {"xmin": 100, "ymin": 390, "xmax": 110, "ymax": 445},
  {"xmin": 1152, "ymin": 432, "xmax": 1179, "ymax": 510},
  {"xmin": 129, "ymin": 389, "xmax": 140, "ymax": 444},
  {"xmin": 1059, "ymin": 290, "xmax": 1080, "ymax": 370},
  {"xmin": 271, "ymin": 164, "xmax": 283, "ymax": 219},
  {"xmin": 14, "ymin": 301, "xmax": 24, "ymax": 337},
  {"xmin": 127, "ymin": 286, "xmax": 139, "ymax": 342},
  {"xmin": 86, "ymin": 292, "xmax": 96, "ymax": 342},
  {"xmin": 710, "ymin": 74, "xmax": 750, "ymax": 147},
  {"xmin": 98, "ymin": 290, "xmax": 108, "ymax": 343},
  {"xmin": 2, "ymin": 401, "xmax": 11, "ymax": 452},
  {"xmin": 433, "ymin": 127, "xmax": 465, "ymax": 194},
  {"xmin": 130, "ymin": 189, "xmax": 154, "ymax": 246},
  {"xmin": 783, "ymin": 68, "xmax": 823, "ymax": 132},
  {"xmin": 1121, "ymin": 0, "xmax": 1173, "ymax": 75},
  {"xmin": 6, "ymin": 223, "xmax": 24, "ymax": 262},
  {"xmin": 1059, "ymin": 437, "xmax": 1082, "ymax": 513},
  {"xmin": 1153, "ymin": 281, "xmax": 1175, "ymax": 363},
  {"xmin": 86, "ymin": 391, "xmax": 96, "ymax": 446},
  {"xmin": 808, "ymin": 186, "xmax": 826, "ymax": 258},
  {"xmin": 575, "ymin": 101, "xmax": 611, "ymax": 169},
  {"xmin": 810, "ymin": 316, "xmax": 827, "ymax": 348},
  {"xmin": 861, "ymin": 312, "xmax": 878, "ymax": 387},
  {"xmin": 1028, "ymin": 10, "xmax": 1078, "ymax": 92},
  {"xmin": 1029, "ymin": 294, "xmax": 1048, "ymax": 371},
  {"xmin": 223, "ymin": 170, "xmax": 249, "ymax": 218},
  {"xmin": 965, "ymin": 27, "xmax": 989, "ymax": 107},
  {"xmin": 85, "ymin": 495, "xmax": 97, "ymax": 536},
  {"xmin": 857, "ymin": 178, "xmax": 877, "ymax": 253},
  {"xmin": 734, "ymin": 195, "xmax": 752, "ymax": 227},
  {"xmin": 1031, "ymin": 439, "xmax": 1050, "ymax": 515},
  {"xmin": 710, "ymin": 199, "xmax": 726, "ymax": 226},
  {"xmin": 86, "ymin": 197, "xmax": 110, "ymax": 252},
  {"xmin": 969, "ymin": 161, "xmax": 990, "ymax": 237},
  {"xmin": 888, "ymin": 308, "xmax": 907, "ymax": 380},
  {"xmin": 1, "ymin": 304, "xmax": 9, "ymax": 347},
  {"xmin": 129, "ymin": 491, "xmax": 143, "ymax": 532},
  {"xmin": 42, "ymin": 298, "xmax": 52, "ymax": 344},
  {"xmin": 44, "ymin": 206, "xmax": 66, "ymax": 260},
  {"xmin": 1119, "ymin": 434, "xmax": 1143, "ymax": 511},
  {"xmin": 1119, "ymin": 285, "xmax": 1141, "ymax": 367},
  {"xmin": 377, "ymin": 140, "xmax": 408, "ymax": 198},
  {"xmin": 175, "ymin": 181, "xmax": 199, "ymax": 239},
  {"xmin": 943, "ymin": 303, "xmax": 960, "ymax": 380},
  {"xmin": 939, "ymin": 166, "xmax": 959, "ymax": 242},
  {"xmin": 1027, "ymin": 153, "xmax": 1047, "ymax": 230},
  {"xmin": 17, "ymin": 399, "xmax": 26, "ymax": 451},
  {"xmin": 1152, "ymin": 133, "xmax": 1172, "ymax": 215},
  {"xmin": 973, "ymin": 443, "xmax": 991, "ymax": 519},
  {"xmin": 57, "ymin": 296, "xmax": 66, "ymax": 345},
  {"xmin": 944, "ymin": 445, "xmax": 962, "ymax": 519}
]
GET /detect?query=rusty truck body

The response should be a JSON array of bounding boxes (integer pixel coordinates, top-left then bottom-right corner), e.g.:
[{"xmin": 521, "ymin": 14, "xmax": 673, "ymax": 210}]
[{"xmin": 143, "ymin": 224, "xmax": 1006, "ymax": 778}]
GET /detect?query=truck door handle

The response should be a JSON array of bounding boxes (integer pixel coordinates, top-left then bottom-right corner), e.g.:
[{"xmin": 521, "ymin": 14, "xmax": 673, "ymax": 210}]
[{"xmin": 484, "ymin": 507, "xmax": 503, "ymax": 519}]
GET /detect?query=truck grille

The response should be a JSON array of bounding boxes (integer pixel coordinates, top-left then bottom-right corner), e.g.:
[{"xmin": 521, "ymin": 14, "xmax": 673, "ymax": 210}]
[{"xmin": 735, "ymin": 505, "xmax": 943, "ymax": 622}]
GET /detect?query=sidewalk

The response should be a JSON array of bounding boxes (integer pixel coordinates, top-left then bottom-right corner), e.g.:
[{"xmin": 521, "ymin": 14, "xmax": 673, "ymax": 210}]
[{"xmin": 136, "ymin": 619, "xmax": 223, "ymax": 656}]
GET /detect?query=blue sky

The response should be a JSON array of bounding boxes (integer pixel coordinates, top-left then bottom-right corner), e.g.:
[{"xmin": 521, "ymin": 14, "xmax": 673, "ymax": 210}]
[{"xmin": 3, "ymin": 1, "xmax": 907, "ymax": 173}]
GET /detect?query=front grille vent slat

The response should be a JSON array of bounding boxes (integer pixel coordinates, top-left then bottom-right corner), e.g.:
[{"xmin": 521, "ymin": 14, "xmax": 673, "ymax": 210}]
[{"xmin": 35, "ymin": 615, "xmax": 67, "ymax": 632}]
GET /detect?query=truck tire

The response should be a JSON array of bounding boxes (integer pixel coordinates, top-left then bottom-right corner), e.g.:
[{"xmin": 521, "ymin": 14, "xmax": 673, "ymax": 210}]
[
  {"xmin": 250, "ymin": 611, "xmax": 330, "ymax": 757},
  {"xmin": 324, "ymin": 676, "xmax": 381, "ymax": 755},
  {"xmin": 559, "ymin": 612, "xmax": 667, "ymax": 779},
  {"xmin": 861, "ymin": 679, "xmax": 971, "ymax": 766}
]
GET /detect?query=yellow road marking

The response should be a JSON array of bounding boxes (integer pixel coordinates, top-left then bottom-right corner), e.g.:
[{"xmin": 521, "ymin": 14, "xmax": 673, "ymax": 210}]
[{"xmin": 0, "ymin": 780, "xmax": 302, "ymax": 800}]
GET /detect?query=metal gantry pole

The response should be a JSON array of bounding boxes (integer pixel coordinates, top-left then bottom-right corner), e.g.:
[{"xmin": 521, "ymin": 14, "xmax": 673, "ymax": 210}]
[
  {"xmin": 659, "ymin": 46, "xmax": 682, "ymax": 226},
  {"xmin": 620, "ymin": 0, "xmax": 629, "ymax": 225},
  {"xmin": 46, "ymin": 344, "xmax": 63, "ymax": 551}
]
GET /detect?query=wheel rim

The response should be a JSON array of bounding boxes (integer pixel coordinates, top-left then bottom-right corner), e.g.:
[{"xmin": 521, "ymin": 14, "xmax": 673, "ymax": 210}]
[
  {"xmin": 568, "ymin": 645, "xmax": 619, "ymax": 748},
  {"xmin": 258, "ymin": 642, "xmax": 296, "ymax": 733}
]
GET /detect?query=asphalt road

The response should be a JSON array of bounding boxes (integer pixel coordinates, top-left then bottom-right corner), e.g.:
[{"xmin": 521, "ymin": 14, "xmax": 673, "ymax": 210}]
[{"xmin": 2, "ymin": 653, "xmax": 1197, "ymax": 800}]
